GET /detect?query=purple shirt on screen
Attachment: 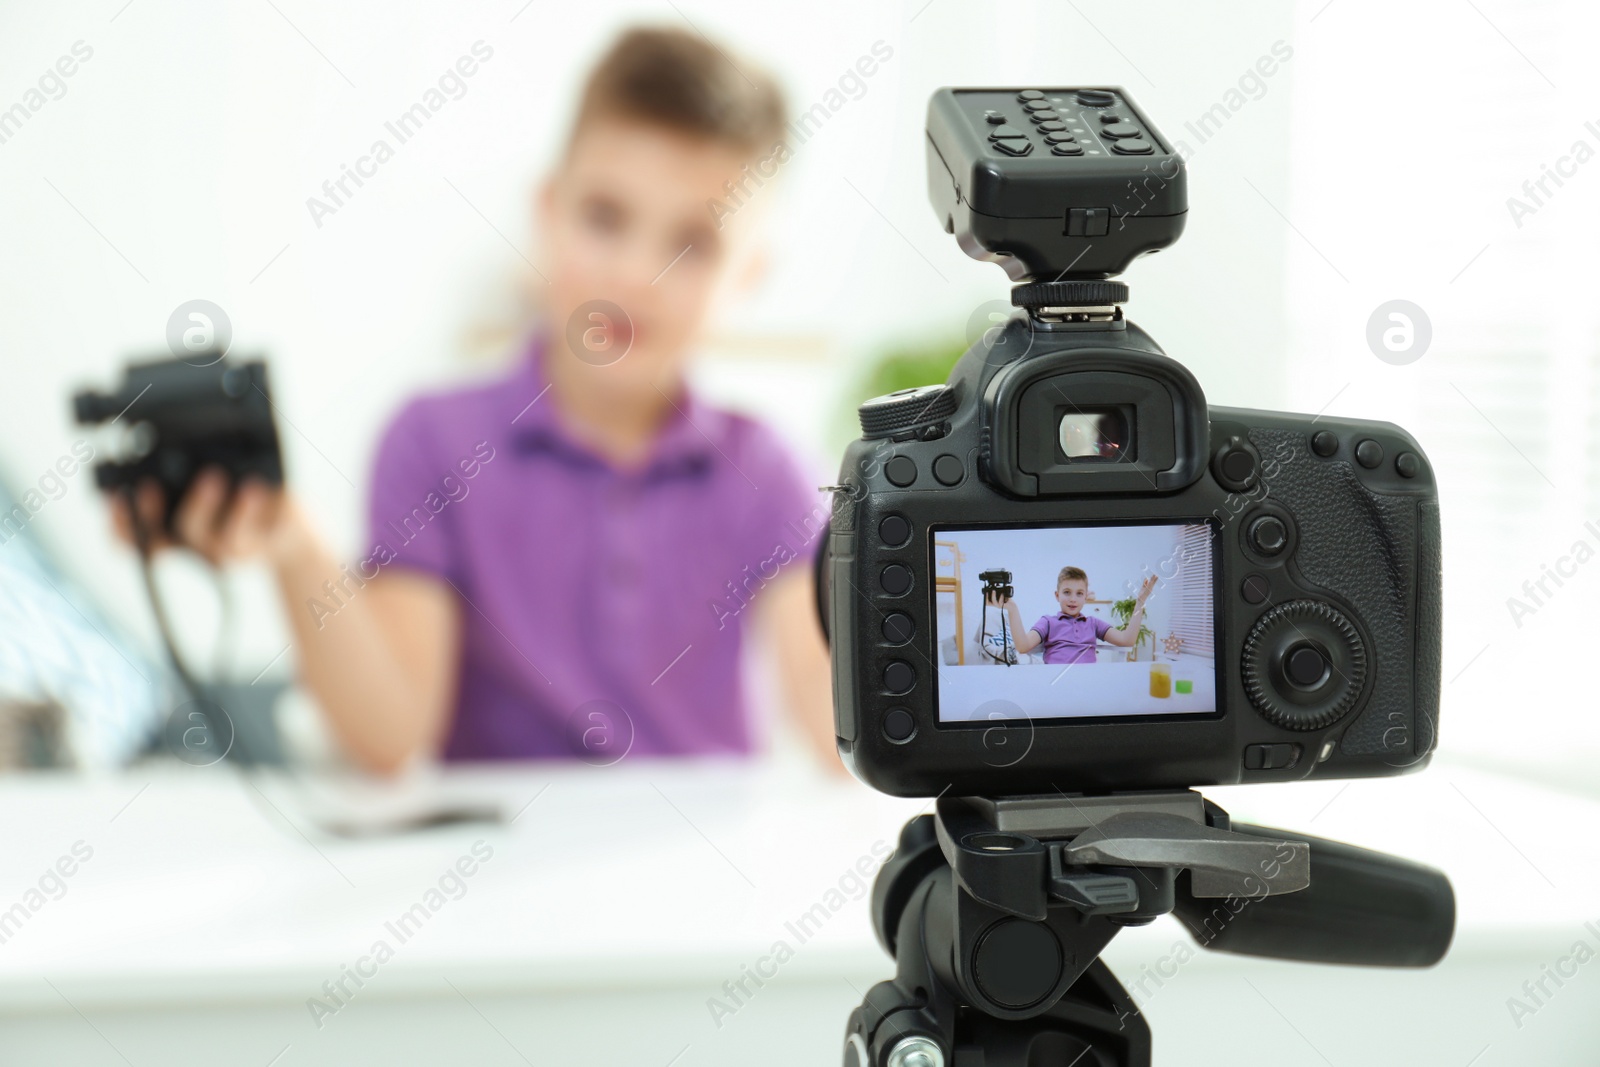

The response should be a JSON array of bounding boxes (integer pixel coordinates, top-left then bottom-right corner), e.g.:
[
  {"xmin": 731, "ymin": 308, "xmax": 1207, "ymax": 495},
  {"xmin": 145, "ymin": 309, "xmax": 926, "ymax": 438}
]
[
  {"xmin": 365, "ymin": 337, "xmax": 823, "ymax": 761},
  {"xmin": 1030, "ymin": 613, "xmax": 1112, "ymax": 665}
]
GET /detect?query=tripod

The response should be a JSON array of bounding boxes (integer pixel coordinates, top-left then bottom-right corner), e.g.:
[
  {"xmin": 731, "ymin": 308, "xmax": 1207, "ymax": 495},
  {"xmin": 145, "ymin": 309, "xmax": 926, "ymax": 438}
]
[{"xmin": 843, "ymin": 791, "xmax": 1454, "ymax": 1067}]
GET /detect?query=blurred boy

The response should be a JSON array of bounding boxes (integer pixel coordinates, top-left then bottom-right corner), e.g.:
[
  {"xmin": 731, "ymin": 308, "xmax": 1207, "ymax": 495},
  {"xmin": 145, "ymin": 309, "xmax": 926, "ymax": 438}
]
[{"xmin": 113, "ymin": 28, "xmax": 834, "ymax": 773}]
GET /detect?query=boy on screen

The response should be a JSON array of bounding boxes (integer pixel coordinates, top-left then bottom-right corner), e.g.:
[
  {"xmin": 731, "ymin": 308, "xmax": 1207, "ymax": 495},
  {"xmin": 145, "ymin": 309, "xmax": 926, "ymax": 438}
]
[{"xmin": 988, "ymin": 567, "xmax": 1157, "ymax": 665}]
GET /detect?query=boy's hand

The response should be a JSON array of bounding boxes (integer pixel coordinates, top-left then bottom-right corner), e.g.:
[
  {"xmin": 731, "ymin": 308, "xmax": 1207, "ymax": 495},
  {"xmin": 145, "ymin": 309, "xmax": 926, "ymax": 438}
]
[
  {"xmin": 1133, "ymin": 573, "xmax": 1158, "ymax": 608},
  {"xmin": 108, "ymin": 469, "xmax": 314, "ymax": 567},
  {"xmin": 985, "ymin": 589, "xmax": 1012, "ymax": 607}
]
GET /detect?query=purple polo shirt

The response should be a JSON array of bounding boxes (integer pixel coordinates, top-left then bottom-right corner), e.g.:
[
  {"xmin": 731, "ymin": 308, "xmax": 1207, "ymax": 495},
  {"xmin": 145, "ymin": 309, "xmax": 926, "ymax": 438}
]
[
  {"xmin": 1030, "ymin": 613, "xmax": 1112, "ymax": 665},
  {"xmin": 366, "ymin": 338, "xmax": 824, "ymax": 761}
]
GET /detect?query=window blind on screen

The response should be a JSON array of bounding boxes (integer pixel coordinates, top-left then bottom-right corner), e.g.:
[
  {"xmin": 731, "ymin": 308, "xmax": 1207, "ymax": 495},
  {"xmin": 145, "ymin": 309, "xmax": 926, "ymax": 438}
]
[{"xmin": 1167, "ymin": 523, "xmax": 1214, "ymax": 657}]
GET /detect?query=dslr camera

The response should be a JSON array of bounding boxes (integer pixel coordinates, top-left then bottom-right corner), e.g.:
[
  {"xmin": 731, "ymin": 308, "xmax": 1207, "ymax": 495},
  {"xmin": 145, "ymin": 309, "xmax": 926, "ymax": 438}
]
[
  {"xmin": 74, "ymin": 354, "xmax": 283, "ymax": 535},
  {"xmin": 825, "ymin": 89, "xmax": 1450, "ymax": 1067},
  {"xmin": 822, "ymin": 87, "xmax": 1441, "ymax": 799},
  {"xmin": 977, "ymin": 568, "xmax": 1013, "ymax": 602}
]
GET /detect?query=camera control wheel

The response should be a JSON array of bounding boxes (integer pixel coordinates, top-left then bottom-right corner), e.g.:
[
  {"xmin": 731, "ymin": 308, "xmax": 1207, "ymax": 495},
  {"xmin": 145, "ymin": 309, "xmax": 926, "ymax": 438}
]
[
  {"xmin": 859, "ymin": 385, "xmax": 958, "ymax": 441},
  {"xmin": 1242, "ymin": 600, "xmax": 1367, "ymax": 731}
]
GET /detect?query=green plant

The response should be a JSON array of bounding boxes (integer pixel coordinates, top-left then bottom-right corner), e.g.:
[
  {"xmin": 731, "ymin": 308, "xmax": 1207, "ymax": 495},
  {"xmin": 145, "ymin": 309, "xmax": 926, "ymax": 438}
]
[{"xmin": 1110, "ymin": 597, "xmax": 1154, "ymax": 655}]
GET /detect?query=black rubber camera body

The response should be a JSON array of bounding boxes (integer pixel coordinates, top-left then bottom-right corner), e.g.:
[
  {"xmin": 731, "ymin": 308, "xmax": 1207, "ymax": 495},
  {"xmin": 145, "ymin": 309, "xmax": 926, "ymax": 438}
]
[
  {"xmin": 74, "ymin": 355, "xmax": 283, "ymax": 534},
  {"xmin": 822, "ymin": 88, "xmax": 1441, "ymax": 798}
]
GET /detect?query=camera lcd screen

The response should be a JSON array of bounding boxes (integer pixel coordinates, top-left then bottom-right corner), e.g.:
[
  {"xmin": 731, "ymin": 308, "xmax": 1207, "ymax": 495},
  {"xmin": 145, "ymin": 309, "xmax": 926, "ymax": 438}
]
[{"xmin": 931, "ymin": 521, "xmax": 1219, "ymax": 723}]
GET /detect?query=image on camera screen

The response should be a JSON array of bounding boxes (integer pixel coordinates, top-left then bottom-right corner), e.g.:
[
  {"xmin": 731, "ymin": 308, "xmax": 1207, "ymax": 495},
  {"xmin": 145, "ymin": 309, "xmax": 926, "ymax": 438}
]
[{"xmin": 932, "ymin": 521, "xmax": 1219, "ymax": 723}]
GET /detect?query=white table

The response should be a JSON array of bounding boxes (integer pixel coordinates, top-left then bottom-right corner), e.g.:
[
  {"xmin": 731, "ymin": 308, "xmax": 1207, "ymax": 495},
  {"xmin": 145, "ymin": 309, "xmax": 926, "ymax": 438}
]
[{"xmin": 0, "ymin": 755, "xmax": 1595, "ymax": 1066}]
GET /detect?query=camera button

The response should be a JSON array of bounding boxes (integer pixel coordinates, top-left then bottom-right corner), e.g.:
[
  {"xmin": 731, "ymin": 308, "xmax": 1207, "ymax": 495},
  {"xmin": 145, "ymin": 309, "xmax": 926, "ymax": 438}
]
[
  {"xmin": 1311, "ymin": 430, "xmax": 1339, "ymax": 457},
  {"xmin": 1212, "ymin": 441, "xmax": 1258, "ymax": 490},
  {"xmin": 1248, "ymin": 516, "xmax": 1289, "ymax": 556},
  {"xmin": 1024, "ymin": 100, "xmax": 1055, "ymax": 113},
  {"xmin": 882, "ymin": 613, "xmax": 915, "ymax": 644},
  {"xmin": 1285, "ymin": 643, "xmax": 1330, "ymax": 689},
  {"xmin": 883, "ymin": 708, "xmax": 916, "ymax": 743},
  {"xmin": 1076, "ymin": 89, "xmax": 1115, "ymax": 106},
  {"xmin": 1355, "ymin": 438, "xmax": 1384, "ymax": 468},
  {"xmin": 984, "ymin": 110, "xmax": 1007, "ymax": 125},
  {"xmin": 933, "ymin": 454, "xmax": 964, "ymax": 486},
  {"xmin": 1067, "ymin": 207, "xmax": 1109, "ymax": 236},
  {"xmin": 1051, "ymin": 143, "xmax": 1084, "ymax": 156},
  {"xmin": 993, "ymin": 139, "xmax": 1033, "ymax": 157},
  {"xmin": 1241, "ymin": 574, "xmax": 1271, "ymax": 605},
  {"xmin": 1017, "ymin": 89, "xmax": 1046, "ymax": 102},
  {"xmin": 1242, "ymin": 600, "xmax": 1366, "ymax": 730},
  {"xmin": 884, "ymin": 456, "xmax": 917, "ymax": 487},
  {"xmin": 1102, "ymin": 122, "xmax": 1141, "ymax": 138},
  {"xmin": 878, "ymin": 514, "xmax": 911, "ymax": 546},
  {"xmin": 883, "ymin": 661, "xmax": 915, "ymax": 694},
  {"xmin": 1111, "ymin": 138, "xmax": 1154, "ymax": 154},
  {"xmin": 880, "ymin": 564, "xmax": 913, "ymax": 596},
  {"xmin": 1243, "ymin": 742, "xmax": 1301, "ymax": 771},
  {"xmin": 988, "ymin": 124, "xmax": 1027, "ymax": 140},
  {"xmin": 1395, "ymin": 451, "xmax": 1421, "ymax": 478},
  {"xmin": 1037, "ymin": 120, "xmax": 1067, "ymax": 133}
]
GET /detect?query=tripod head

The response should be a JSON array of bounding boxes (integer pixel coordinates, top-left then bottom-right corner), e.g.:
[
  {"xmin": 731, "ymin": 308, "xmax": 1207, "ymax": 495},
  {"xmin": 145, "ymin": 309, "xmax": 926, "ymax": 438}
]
[{"xmin": 845, "ymin": 792, "xmax": 1453, "ymax": 1067}]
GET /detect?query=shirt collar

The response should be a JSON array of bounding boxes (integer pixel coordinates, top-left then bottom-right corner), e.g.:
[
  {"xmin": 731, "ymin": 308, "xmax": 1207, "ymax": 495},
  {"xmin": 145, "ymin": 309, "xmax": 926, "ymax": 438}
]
[{"xmin": 508, "ymin": 334, "xmax": 718, "ymax": 484}]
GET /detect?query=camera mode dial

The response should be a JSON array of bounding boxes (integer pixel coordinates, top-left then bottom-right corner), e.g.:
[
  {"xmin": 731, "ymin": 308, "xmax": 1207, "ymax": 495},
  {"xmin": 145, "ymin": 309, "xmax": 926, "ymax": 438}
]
[
  {"xmin": 1242, "ymin": 600, "xmax": 1367, "ymax": 731},
  {"xmin": 858, "ymin": 385, "xmax": 958, "ymax": 441}
]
